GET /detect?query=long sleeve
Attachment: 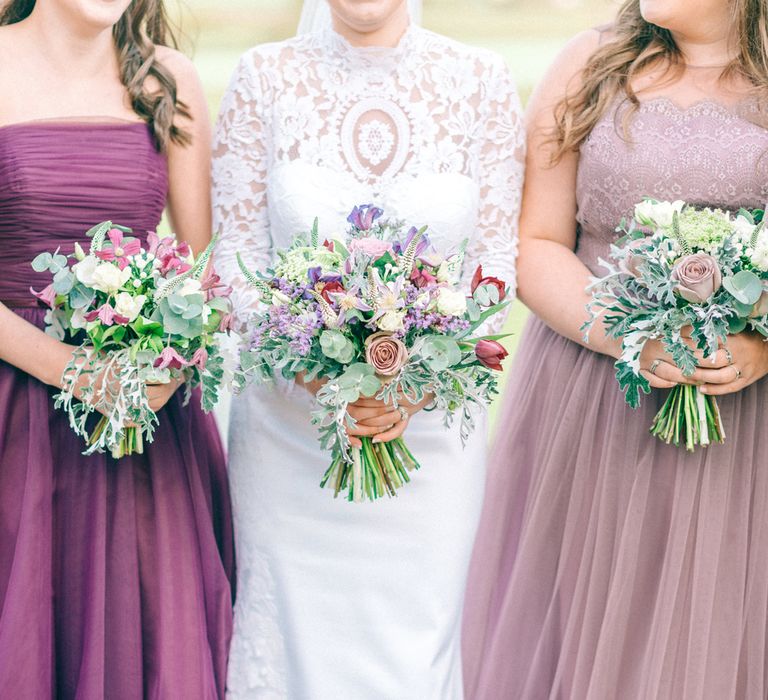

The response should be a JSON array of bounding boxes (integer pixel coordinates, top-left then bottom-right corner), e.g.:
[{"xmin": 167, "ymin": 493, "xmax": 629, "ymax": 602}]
[
  {"xmin": 212, "ymin": 52, "xmax": 272, "ymax": 328},
  {"xmin": 461, "ymin": 57, "xmax": 525, "ymax": 335}
]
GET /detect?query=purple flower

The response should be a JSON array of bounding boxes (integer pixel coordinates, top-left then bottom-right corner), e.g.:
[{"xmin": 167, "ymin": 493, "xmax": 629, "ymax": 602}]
[
  {"xmin": 347, "ymin": 204, "xmax": 383, "ymax": 231},
  {"xmin": 153, "ymin": 347, "xmax": 189, "ymax": 370},
  {"xmin": 30, "ymin": 283, "xmax": 57, "ymax": 309},
  {"xmin": 84, "ymin": 303, "xmax": 129, "ymax": 326},
  {"xmin": 191, "ymin": 347, "xmax": 208, "ymax": 371},
  {"xmin": 394, "ymin": 227, "xmax": 430, "ymax": 257},
  {"xmin": 94, "ymin": 229, "xmax": 141, "ymax": 270}
]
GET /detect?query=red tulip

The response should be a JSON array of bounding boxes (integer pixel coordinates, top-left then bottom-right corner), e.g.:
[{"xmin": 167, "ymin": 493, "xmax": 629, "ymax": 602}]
[
  {"xmin": 471, "ymin": 265, "xmax": 506, "ymax": 304},
  {"xmin": 475, "ymin": 339, "xmax": 508, "ymax": 371},
  {"xmin": 320, "ymin": 280, "xmax": 345, "ymax": 303}
]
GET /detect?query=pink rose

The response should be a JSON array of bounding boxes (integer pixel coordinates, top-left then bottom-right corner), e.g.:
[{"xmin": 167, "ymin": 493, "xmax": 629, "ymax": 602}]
[
  {"xmin": 475, "ymin": 340, "xmax": 508, "ymax": 371},
  {"xmin": 672, "ymin": 253, "xmax": 722, "ymax": 303},
  {"xmin": 619, "ymin": 239, "xmax": 649, "ymax": 278},
  {"xmin": 364, "ymin": 332, "xmax": 408, "ymax": 377},
  {"xmin": 347, "ymin": 237, "xmax": 392, "ymax": 259}
]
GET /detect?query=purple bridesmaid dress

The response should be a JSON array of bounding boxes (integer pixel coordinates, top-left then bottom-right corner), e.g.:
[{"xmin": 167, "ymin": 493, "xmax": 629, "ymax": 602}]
[
  {"xmin": 463, "ymin": 99, "xmax": 768, "ymax": 699},
  {"xmin": 0, "ymin": 121, "xmax": 234, "ymax": 699}
]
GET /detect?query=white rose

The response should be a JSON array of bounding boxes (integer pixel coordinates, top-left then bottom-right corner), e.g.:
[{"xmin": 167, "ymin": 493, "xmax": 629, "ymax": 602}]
[
  {"xmin": 114, "ymin": 292, "xmax": 146, "ymax": 322},
  {"xmin": 436, "ymin": 288, "xmax": 467, "ymax": 317},
  {"xmin": 634, "ymin": 199, "xmax": 685, "ymax": 228},
  {"xmin": 73, "ymin": 256, "xmax": 99, "ymax": 287},
  {"xmin": 377, "ymin": 310, "xmax": 405, "ymax": 332},
  {"xmin": 271, "ymin": 290, "xmax": 292, "ymax": 305},
  {"xmin": 179, "ymin": 278, "xmax": 202, "ymax": 297},
  {"xmin": 91, "ymin": 262, "xmax": 131, "ymax": 294}
]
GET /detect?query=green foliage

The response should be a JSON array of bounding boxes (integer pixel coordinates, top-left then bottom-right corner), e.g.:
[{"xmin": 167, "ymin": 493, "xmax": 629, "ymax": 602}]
[
  {"xmin": 723, "ymin": 270, "xmax": 763, "ymax": 305},
  {"xmin": 320, "ymin": 330, "xmax": 355, "ymax": 364}
]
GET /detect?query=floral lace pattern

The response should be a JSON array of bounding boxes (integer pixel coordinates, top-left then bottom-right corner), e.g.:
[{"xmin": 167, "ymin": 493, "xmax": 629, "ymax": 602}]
[
  {"xmin": 212, "ymin": 26, "xmax": 525, "ymax": 333},
  {"xmin": 212, "ymin": 27, "xmax": 524, "ymax": 698},
  {"xmin": 575, "ymin": 97, "xmax": 768, "ymax": 274}
]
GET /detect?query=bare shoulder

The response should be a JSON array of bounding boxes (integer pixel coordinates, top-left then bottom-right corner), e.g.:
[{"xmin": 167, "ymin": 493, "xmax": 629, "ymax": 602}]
[
  {"xmin": 154, "ymin": 45, "xmax": 202, "ymax": 93},
  {"xmin": 548, "ymin": 28, "xmax": 605, "ymax": 84},
  {"xmin": 527, "ymin": 27, "xmax": 604, "ymax": 119}
]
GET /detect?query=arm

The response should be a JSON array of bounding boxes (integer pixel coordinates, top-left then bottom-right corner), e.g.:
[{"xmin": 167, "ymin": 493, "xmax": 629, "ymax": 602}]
[
  {"xmin": 160, "ymin": 47, "xmax": 213, "ymax": 256},
  {"xmin": 461, "ymin": 55, "xmax": 525, "ymax": 334},
  {"xmin": 517, "ymin": 30, "xmax": 693, "ymax": 390},
  {"xmin": 212, "ymin": 51, "xmax": 273, "ymax": 330},
  {"xmin": 0, "ymin": 304, "xmax": 75, "ymax": 386}
]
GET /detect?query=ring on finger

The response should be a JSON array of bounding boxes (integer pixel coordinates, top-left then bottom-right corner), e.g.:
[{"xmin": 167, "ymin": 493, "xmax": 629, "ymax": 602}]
[
  {"xmin": 734, "ymin": 366, "xmax": 742, "ymax": 380},
  {"xmin": 397, "ymin": 406, "xmax": 409, "ymax": 422},
  {"xmin": 724, "ymin": 347, "xmax": 734, "ymax": 366},
  {"xmin": 649, "ymin": 359, "xmax": 662, "ymax": 376}
]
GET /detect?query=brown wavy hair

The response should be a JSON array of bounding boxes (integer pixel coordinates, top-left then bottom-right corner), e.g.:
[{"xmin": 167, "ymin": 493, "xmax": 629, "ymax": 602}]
[
  {"xmin": 0, "ymin": 0, "xmax": 191, "ymax": 150},
  {"xmin": 553, "ymin": 0, "xmax": 768, "ymax": 160}
]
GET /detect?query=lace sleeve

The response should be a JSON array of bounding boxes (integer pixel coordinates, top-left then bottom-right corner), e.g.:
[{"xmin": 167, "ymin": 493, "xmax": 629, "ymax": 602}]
[
  {"xmin": 462, "ymin": 56, "xmax": 525, "ymax": 335},
  {"xmin": 212, "ymin": 51, "xmax": 271, "ymax": 328}
]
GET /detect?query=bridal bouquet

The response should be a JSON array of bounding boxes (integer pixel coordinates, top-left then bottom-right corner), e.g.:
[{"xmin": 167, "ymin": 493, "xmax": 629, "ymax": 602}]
[
  {"xmin": 236, "ymin": 204, "xmax": 510, "ymax": 502},
  {"xmin": 31, "ymin": 221, "xmax": 233, "ymax": 458},
  {"xmin": 583, "ymin": 199, "xmax": 768, "ymax": 450}
]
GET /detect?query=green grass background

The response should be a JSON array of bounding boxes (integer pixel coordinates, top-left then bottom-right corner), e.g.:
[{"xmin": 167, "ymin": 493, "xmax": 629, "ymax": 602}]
[{"xmin": 176, "ymin": 0, "xmax": 617, "ymax": 425}]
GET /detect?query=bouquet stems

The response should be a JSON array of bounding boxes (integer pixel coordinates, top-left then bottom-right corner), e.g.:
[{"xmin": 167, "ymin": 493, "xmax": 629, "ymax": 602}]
[
  {"xmin": 320, "ymin": 437, "xmax": 421, "ymax": 502},
  {"xmin": 88, "ymin": 417, "xmax": 144, "ymax": 459},
  {"xmin": 650, "ymin": 384, "xmax": 725, "ymax": 451}
]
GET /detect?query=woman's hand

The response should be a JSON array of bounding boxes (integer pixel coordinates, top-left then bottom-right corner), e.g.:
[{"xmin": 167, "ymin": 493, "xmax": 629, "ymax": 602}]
[
  {"xmin": 638, "ymin": 339, "xmax": 699, "ymax": 390},
  {"xmin": 698, "ymin": 332, "xmax": 768, "ymax": 396},
  {"xmin": 146, "ymin": 380, "xmax": 182, "ymax": 412},
  {"xmin": 346, "ymin": 393, "xmax": 433, "ymax": 448}
]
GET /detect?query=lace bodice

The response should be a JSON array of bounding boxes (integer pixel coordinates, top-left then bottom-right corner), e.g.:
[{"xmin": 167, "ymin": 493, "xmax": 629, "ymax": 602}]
[
  {"xmin": 576, "ymin": 97, "xmax": 768, "ymax": 273},
  {"xmin": 212, "ymin": 26, "xmax": 524, "ymax": 333}
]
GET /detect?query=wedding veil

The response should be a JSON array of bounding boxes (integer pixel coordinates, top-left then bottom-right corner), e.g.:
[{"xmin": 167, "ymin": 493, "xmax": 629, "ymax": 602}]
[{"xmin": 297, "ymin": 0, "xmax": 423, "ymax": 35}]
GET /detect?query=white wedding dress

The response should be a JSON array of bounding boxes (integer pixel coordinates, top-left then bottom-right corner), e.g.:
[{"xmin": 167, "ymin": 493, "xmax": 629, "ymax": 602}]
[{"xmin": 213, "ymin": 23, "xmax": 524, "ymax": 699}]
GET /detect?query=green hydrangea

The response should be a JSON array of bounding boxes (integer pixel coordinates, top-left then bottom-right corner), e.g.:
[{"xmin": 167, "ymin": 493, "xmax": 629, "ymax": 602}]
[
  {"xmin": 273, "ymin": 247, "xmax": 343, "ymax": 284},
  {"xmin": 676, "ymin": 208, "xmax": 733, "ymax": 252}
]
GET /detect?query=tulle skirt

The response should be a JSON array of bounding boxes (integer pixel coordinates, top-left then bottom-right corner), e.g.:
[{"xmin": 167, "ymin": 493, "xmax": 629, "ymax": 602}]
[
  {"xmin": 463, "ymin": 316, "xmax": 768, "ymax": 700},
  {"xmin": 0, "ymin": 309, "xmax": 235, "ymax": 699}
]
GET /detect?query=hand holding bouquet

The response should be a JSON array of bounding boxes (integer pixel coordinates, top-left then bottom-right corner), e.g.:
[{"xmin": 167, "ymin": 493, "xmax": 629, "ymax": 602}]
[
  {"xmin": 584, "ymin": 200, "xmax": 768, "ymax": 450},
  {"xmin": 237, "ymin": 205, "xmax": 511, "ymax": 502},
  {"xmin": 31, "ymin": 222, "xmax": 233, "ymax": 458}
]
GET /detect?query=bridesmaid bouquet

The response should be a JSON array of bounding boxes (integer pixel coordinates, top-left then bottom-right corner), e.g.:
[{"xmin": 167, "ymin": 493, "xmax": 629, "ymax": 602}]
[
  {"xmin": 584, "ymin": 199, "xmax": 768, "ymax": 450},
  {"xmin": 31, "ymin": 222, "xmax": 233, "ymax": 458},
  {"xmin": 236, "ymin": 205, "xmax": 510, "ymax": 502}
]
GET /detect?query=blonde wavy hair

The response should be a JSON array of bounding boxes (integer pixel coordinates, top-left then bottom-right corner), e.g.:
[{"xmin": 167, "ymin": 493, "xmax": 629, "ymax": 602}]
[
  {"xmin": 553, "ymin": 0, "xmax": 768, "ymax": 160},
  {"xmin": 1, "ymin": 0, "xmax": 191, "ymax": 150}
]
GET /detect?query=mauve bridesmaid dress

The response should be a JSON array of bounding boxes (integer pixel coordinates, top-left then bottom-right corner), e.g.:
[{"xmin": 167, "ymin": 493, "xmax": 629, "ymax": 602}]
[
  {"xmin": 463, "ymin": 98, "xmax": 768, "ymax": 699},
  {"xmin": 0, "ymin": 120, "xmax": 234, "ymax": 699}
]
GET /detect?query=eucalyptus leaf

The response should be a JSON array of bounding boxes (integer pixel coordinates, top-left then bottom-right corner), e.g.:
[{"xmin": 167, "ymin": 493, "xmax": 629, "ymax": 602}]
[
  {"xmin": 723, "ymin": 270, "xmax": 763, "ymax": 305},
  {"xmin": 31, "ymin": 252, "xmax": 53, "ymax": 272}
]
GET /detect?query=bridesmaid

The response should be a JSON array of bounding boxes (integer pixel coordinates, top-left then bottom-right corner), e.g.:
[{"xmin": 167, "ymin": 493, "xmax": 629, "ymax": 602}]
[
  {"xmin": 464, "ymin": 0, "xmax": 768, "ymax": 698},
  {"xmin": 0, "ymin": 1, "xmax": 234, "ymax": 697}
]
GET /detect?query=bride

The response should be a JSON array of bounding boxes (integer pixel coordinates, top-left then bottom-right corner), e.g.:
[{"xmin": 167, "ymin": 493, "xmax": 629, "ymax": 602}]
[{"xmin": 213, "ymin": 0, "xmax": 524, "ymax": 697}]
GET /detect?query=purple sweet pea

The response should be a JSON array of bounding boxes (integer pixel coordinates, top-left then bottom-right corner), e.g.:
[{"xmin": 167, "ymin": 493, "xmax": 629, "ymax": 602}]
[
  {"xmin": 394, "ymin": 227, "xmax": 430, "ymax": 257},
  {"xmin": 153, "ymin": 347, "xmax": 190, "ymax": 370},
  {"xmin": 30, "ymin": 283, "xmax": 57, "ymax": 309},
  {"xmin": 347, "ymin": 204, "xmax": 383, "ymax": 231},
  {"xmin": 191, "ymin": 347, "xmax": 208, "ymax": 371},
  {"xmin": 84, "ymin": 303, "xmax": 129, "ymax": 326}
]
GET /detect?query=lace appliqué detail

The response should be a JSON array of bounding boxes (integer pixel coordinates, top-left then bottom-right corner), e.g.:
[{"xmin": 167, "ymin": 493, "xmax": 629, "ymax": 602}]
[
  {"xmin": 575, "ymin": 97, "xmax": 768, "ymax": 273},
  {"xmin": 212, "ymin": 26, "xmax": 525, "ymax": 334},
  {"xmin": 357, "ymin": 119, "xmax": 395, "ymax": 167}
]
